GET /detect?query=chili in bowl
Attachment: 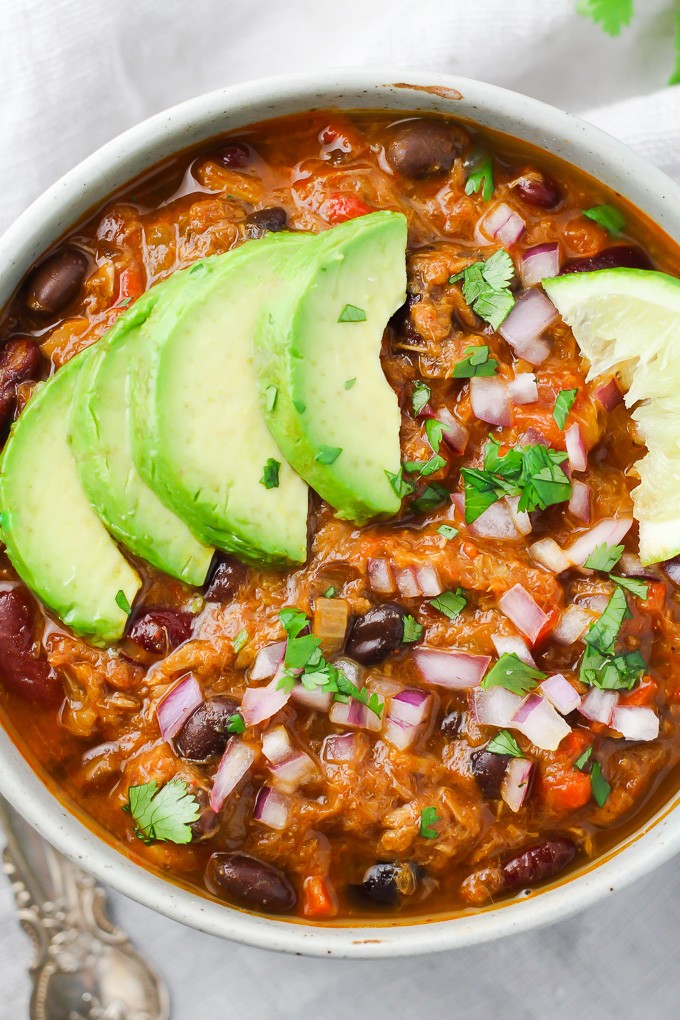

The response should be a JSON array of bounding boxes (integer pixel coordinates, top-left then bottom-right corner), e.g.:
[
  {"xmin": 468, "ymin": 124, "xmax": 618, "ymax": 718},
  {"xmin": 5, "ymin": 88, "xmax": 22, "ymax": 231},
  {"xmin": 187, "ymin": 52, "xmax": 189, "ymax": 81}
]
[{"xmin": 0, "ymin": 73, "xmax": 680, "ymax": 957}]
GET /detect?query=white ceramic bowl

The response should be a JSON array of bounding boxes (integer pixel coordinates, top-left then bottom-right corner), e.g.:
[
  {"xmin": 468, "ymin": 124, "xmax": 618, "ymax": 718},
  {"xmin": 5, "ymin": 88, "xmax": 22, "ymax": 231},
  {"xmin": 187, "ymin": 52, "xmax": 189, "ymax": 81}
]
[{"xmin": 1, "ymin": 70, "xmax": 680, "ymax": 959}]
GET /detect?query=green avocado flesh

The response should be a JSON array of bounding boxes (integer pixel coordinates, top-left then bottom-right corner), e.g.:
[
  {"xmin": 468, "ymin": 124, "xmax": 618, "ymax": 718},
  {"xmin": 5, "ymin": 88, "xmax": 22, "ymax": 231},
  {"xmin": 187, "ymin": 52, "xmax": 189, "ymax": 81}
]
[
  {"xmin": 0, "ymin": 353, "xmax": 141, "ymax": 643},
  {"xmin": 129, "ymin": 234, "xmax": 310, "ymax": 566},
  {"xmin": 255, "ymin": 210, "xmax": 407, "ymax": 523},
  {"xmin": 69, "ymin": 288, "xmax": 214, "ymax": 586}
]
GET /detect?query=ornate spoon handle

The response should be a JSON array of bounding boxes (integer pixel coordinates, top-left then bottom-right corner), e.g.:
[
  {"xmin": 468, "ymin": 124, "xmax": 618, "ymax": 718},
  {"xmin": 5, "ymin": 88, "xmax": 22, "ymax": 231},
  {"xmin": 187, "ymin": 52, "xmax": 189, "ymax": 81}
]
[{"xmin": 0, "ymin": 796, "xmax": 169, "ymax": 1020}]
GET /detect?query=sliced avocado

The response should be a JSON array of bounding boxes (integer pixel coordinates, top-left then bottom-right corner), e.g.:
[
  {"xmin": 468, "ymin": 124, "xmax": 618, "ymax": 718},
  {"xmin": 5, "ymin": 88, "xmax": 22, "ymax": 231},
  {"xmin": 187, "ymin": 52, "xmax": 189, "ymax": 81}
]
[
  {"xmin": 0, "ymin": 352, "xmax": 141, "ymax": 643},
  {"xmin": 69, "ymin": 286, "xmax": 214, "ymax": 586},
  {"xmin": 254, "ymin": 210, "xmax": 407, "ymax": 523},
  {"xmin": 129, "ymin": 233, "xmax": 310, "ymax": 566}
]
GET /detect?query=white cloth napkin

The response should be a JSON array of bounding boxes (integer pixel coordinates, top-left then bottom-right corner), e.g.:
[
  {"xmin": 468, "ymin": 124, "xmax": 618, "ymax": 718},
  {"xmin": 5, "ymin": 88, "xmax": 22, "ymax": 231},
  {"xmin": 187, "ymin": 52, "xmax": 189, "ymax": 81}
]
[{"xmin": 2, "ymin": 0, "xmax": 680, "ymax": 1015}]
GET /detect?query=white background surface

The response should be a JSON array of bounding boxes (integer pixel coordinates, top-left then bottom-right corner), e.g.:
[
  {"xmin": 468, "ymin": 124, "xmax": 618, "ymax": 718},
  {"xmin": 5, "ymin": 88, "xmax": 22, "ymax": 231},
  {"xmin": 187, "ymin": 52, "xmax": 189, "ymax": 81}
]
[{"xmin": 2, "ymin": 0, "xmax": 680, "ymax": 1016}]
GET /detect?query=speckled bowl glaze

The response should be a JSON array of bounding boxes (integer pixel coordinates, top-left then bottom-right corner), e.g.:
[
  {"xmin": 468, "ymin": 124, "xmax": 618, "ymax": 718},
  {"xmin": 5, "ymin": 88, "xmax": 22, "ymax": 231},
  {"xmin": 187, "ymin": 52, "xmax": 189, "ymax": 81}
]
[{"xmin": 1, "ymin": 71, "xmax": 680, "ymax": 958}]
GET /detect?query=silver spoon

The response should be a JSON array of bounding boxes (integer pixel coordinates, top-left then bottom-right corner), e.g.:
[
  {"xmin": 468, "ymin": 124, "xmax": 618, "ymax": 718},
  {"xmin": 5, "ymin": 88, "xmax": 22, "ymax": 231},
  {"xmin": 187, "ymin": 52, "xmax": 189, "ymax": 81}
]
[{"xmin": 0, "ymin": 797, "xmax": 170, "ymax": 1020}]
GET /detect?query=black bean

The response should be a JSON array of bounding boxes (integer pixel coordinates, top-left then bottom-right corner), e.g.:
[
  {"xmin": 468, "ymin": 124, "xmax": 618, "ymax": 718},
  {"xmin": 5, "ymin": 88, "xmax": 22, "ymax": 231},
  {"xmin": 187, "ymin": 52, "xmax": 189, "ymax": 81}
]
[
  {"xmin": 440, "ymin": 711, "xmax": 463, "ymax": 739},
  {"xmin": 0, "ymin": 338, "xmax": 41, "ymax": 430},
  {"xmin": 562, "ymin": 245, "xmax": 652, "ymax": 274},
  {"xmin": 25, "ymin": 248, "xmax": 89, "ymax": 316},
  {"xmin": 204, "ymin": 556, "xmax": 248, "ymax": 601},
  {"xmin": 214, "ymin": 143, "xmax": 251, "ymax": 169},
  {"xmin": 175, "ymin": 696, "xmax": 239, "ymax": 762},
  {"xmin": 470, "ymin": 748, "xmax": 510, "ymax": 799},
  {"xmin": 356, "ymin": 862, "xmax": 420, "ymax": 906},
  {"xmin": 205, "ymin": 852, "xmax": 296, "ymax": 913},
  {"xmin": 344, "ymin": 603, "xmax": 407, "ymax": 665},
  {"xmin": 127, "ymin": 607, "xmax": 193, "ymax": 656},
  {"xmin": 245, "ymin": 206, "xmax": 287, "ymax": 238},
  {"xmin": 0, "ymin": 588, "xmax": 60, "ymax": 705},
  {"xmin": 385, "ymin": 119, "xmax": 469, "ymax": 180},
  {"xmin": 502, "ymin": 838, "xmax": 577, "ymax": 891},
  {"xmin": 512, "ymin": 172, "xmax": 561, "ymax": 209}
]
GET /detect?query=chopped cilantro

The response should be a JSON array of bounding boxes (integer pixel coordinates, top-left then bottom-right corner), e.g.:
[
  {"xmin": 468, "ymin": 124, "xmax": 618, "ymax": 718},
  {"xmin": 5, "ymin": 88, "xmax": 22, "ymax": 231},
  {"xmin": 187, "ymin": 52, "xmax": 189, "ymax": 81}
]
[
  {"xmin": 481, "ymin": 653, "xmax": 545, "ymax": 696},
  {"xmin": 579, "ymin": 644, "xmax": 646, "ymax": 690},
  {"xmin": 465, "ymin": 154, "xmax": 494, "ymax": 202},
  {"xmin": 323, "ymin": 586, "xmax": 338, "ymax": 598},
  {"xmin": 338, "ymin": 303, "xmax": 367, "ymax": 322},
  {"xmin": 115, "ymin": 589, "xmax": 132, "ymax": 615},
  {"xmin": 279, "ymin": 606, "xmax": 309, "ymax": 639},
  {"xmin": 403, "ymin": 454, "xmax": 447, "ymax": 478},
  {"xmin": 265, "ymin": 384, "xmax": 278, "ymax": 413},
  {"xmin": 611, "ymin": 575, "xmax": 649, "ymax": 599},
  {"xmin": 411, "ymin": 381, "xmax": 431, "ymax": 416},
  {"xmin": 385, "ymin": 468, "xmax": 415, "ymax": 499},
  {"xmin": 260, "ymin": 458, "xmax": 280, "ymax": 489},
  {"xmin": 452, "ymin": 344, "xmax": 498, "ymax": 378},
  {"xmin": 486, "ymin": 729, "xmax": 524, "ymax": 758},
  {"xmin": 584, "ymin": 543, "xmax": 624, "ymax": 572},
  {"xmin": 293, "ymin": 399, "xmax": 306, "ymax": 414},
  {"xmin": 553, "ymin": 388, "xmax": 578, "ymax": 429},
  {"xmin": 576, "ymin": 0, "xmax": 633, "ymax": 36},
  {"xmin": 419, "ymin": 806, "xmax": 441, "ymax": 839},
  {"xmin": 437, "ymin": 524, "xmax": 459, "ymax": 541},
  {"xmin": 411, "ymin": 483, "xmax": 450, "ymax": 515},
  {"xmin": 574, "ymin": 745, "xmax": 593, "ymax": 771},
  {"xmin": 344, "ymin": 377, "xmax": 357, "ymax": 390},
  {"xmin": 590, "ymin": 760, "xmax": 611, "ymax": 807},
  {"xmin": 585, "ymin": 586, "xmax": 631, "ymax": 656},
  {"xmin": 402, "ymin": 614, "xmax": 424, "ymax": 643},
  {"xmin": 429, "ymin": 588, "xmax": 467, "ymax": 620},
  {"xmin": 583, "ymin": 204, "xmax": 626, "ymax": 236},
  {"xmin": 425, "ymin": 418, "xmax": 445, "ymax": 453},
  {"xmin": 315, "ymin": 446, "xmax": 342, "ymax": 465},
  {"xmin": 227, "ymin": 712, "xmax": 246, "ymax": 734},
  {"xmin": 449, "ymin": 250, "xmax": 515, "ymax": 330},
  {"xmin": 232, "ymin": 628, "xmax": 249, "ymax": 654},
  {"xmin": 461, "ymin": 438, "xmax": 571, "ymax": 524},
  {"xmin": 189, "ymin": 262, "xmax": 206, "ymax": 274},
  {"xmin": 124, "ymin": 779, "xmax": 200, "ymax": 845},
  {"xmin": 119, "ymin": 296, "xmax": 132, "ymax": 308}
]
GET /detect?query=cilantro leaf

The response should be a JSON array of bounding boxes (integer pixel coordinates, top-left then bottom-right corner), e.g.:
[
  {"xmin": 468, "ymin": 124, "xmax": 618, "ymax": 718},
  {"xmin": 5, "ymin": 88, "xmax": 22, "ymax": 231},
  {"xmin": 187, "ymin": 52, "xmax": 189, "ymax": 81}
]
[
  {"xmin": 449, "ymin": 250, "xmax": 515, "ymax": 330},
  {"xmin": 232, "ymin": 628, "xmax": 249, "ymax": 654},
  {"xmin": 460, "ymin": 469, "xmax": 502, "ymax": 524},
  {"xmin": 115, "ymin": 589, "xmax": 132, "ymax": 615},
  {"xmin": 345, "ymin": 377, "xmax": 356, "ymax": 390},
  {"xmin": 584, "ymin": 543, "xmax": 624, "ymax": 572},
  {"xmin": 584, "ymin": 586, "xmax": 631, "ymax": 655},
  {"xmin": 481, "ymin": 653, "xmax": 545, "ymax": 696},
  {"xmin": 480, "ymin": 249, "xmax": 516, "ymax": 291},
  {"xmin": 265, "ymin": 384, "xmax": 278, "ymax": 413},
  {"xmin": 553, "ymin": 388, "xmax": 578, "ymax": 429},
  {"xmin": 473, "ymin": 288, "xmax": 515, "ymax": 331},
  {"xmin": 403, "ymin": 454, "xmax": 447, "ymax": 478},
  {"xmin": 461, "ymin": 439, "xmax": 571, "ymax": 523},
  {"xmin": 124, "ymin": 779, "xmax": 200, "ymax": 845},
  {"xmin": 227, "ymin": 712, "xmax": 246, "ymax": 734},
  {"xmin": 574, "ymin": 745, "xmax": 593, "ymax": 771},
  {"xmin": 576, "ymin": 0, "xmax": 633, "ymax": 35},
  {"xmin": 590, "ymin": 760, "xmax": 611, "ymax": 807},
  {"xmin": 315, "ymin": 446, "xmax": 342, "ymax": 465},
  {"xmin": 385, "ymin": 468, "xmax": 415, "ymax": 499},
  {"xmin": 278, "ymin": 606, "xmax": 309, "ymax": 639},
  {"xmin": 285, "ymin": 633, "xmax": 322, "ymax": 670},
  {"xmin": 260, "ymin": 458, "xmax": 280, "ymax": 489},
  {"xmin": 452, "ymin": 344, "xmax": 499, "ymax": 379},
  {"xmin": 579, "ymin": 644, "xmax": 646, "ymax": 690},
  {"xmin": 402, "ymin": 615, "xmax": 424, "ymax": 643},
  {"xmin": 583, "ymin": 204, "xmax": 626, "ymax": 236},
  {"xmin": 411, "ymin": 381, "xmax": 431, "ymax": 416},
  {"xmin": 611, "ymin": 574, "xmax": 649, "ymax": 599},
  {"xmin": 425, "ymin": 418, "xmax": 445, "ymax": 453},
  {"xmin": 429, "ymin": 588, "xmax": 467, "ymax": 620},
  {"xmin": 411, "ymin": 483, "xmax": 450, "ymax": 514},
  {"xmin": 465, "ymin": 154, "xmax": 494, "ymax": 202},
  {"xmin": 419, "ymin": 805, "xmax": 441, "ymax": 839},
  {"xmin": 323, "ymin": 585, "xmax": 338, "ymax": 598},
  {"xmin": 338, "ymin": 303, "xmax": 366, "ymax": 322},
  {"xmin": 437, "ymin": 524, "xmax": 459, "ymax": 541},
  {"xmin": 293, "ymin": 399, "xmax": 306, "ymax": 414},
  {"xmin": 486, "ymin": 729, "xmax": 524, "ymax": 758},
  {"xmin": 334, "ymin": 668, "xmax": 384, "ymax": 718}
]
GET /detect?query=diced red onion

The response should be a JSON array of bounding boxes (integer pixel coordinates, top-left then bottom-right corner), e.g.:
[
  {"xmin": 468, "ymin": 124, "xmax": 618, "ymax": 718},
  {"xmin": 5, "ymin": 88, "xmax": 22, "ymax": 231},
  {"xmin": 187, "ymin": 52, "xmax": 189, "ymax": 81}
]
[
  {"xmin": 384, "ymin": 717, "xmax": 422, "ymax": 750},
  {"xmin": 413, "ymin": 647, "xmax": 491, "ymax": 690},
  {"xmin": 506, "ymin": 495, "xmax": 532, "ymax": 536},
  {"xmin": 501, "ymin": 758, "xmax": 534, "ymax": 812},
  {"xmin": 470, "ymin": 377, "xmax": 513, "ymax": 427},
  {"xmin": 529, "ymin": 537, "xmax": 570, "ymax": 574},
  {"xmin": 430, "ymin": 408, "xmax": 469, "ymax": 453},
  {"xmin": 472, "ymin": 686, "xmax": 523, "ymax": 728},
  {"xmin": 389, "ymin": 688, "xmax": 433, "ymax": 726},
  {"xmin": 368, "ymin": 557, "xmax": 396, "ymax": 595},
  {"xmin": 552, "ymin": 603, "xmax": 596, "ymax": 645},
  {"xmin": 593, "ymin": 376, "xmax": 622, "ymax": 411},
  {"xmin": 329, "ymin": 694, "xmax": 384, "ymax": 732},
  {"xmin": 156, "ymin": 673, "xmax": 203, "ymax": 742},
  {"xmin": 261, "ymin": 725, "xmax": 294, "ymax": 765},
  {"xmin": 499, "ymin": 289, "xmax": 558, "ymax": 365},
  {"xmin": 241, "ymin": 676, "xmax": 292, "ymax": 727},
  {"xmin": 468, "ymin": 498, "xmax": 520, "ymax": 541},
  {"xmin": 520, "ymin": 243, "xmax": 560, "ymax": 287},
  {"xmin": 291, "ymin": 686, "xmax": 333, "ymax": 712},
  {"xmin": 210, "ymin": 739, "xmax": 256, "ymax": 812},
  {"xmin": 498, "ymin": 584, "xmax": 550, "ymax": 645},
  {"xmin": 568, "ymin": 479, "xmax": 591, "ymax": 523},
  {"xmin": 518, "ymin": 427, "xmax": 550, "ymax": 448},
  {"xmin": 578, "ymin": 687, "xmax": 618, "ymax": 726},
  {"xmin": 508, "ymin": 372, "xmax": 538, "ymax": 405},
  {"xmin": 566, "ymin": 518, "xmax": 634, "ymax": 567},
  {"xmin": 580, "ymin": 594, "xmax": 611, "ymax": 614},
  {"xmin": 491, "ymin": 633, "xmax": 537, "ymax": 666},
  {"xmin": 512, "ymin": 694, "xmax": 571, "ymax": 751},
  {"xmin": 396, "ymin": 567, "xmax": 420, "ymax": 599},
  {"xmin": 253, "ymin": 786, "xmax": 291, "ymax": 830},
  {"xmin": 416, "ymin": 565, "xmax": 443, "ymax": 597},
  {"xmin": 611, "ymin": 705, "xmax": 659, "ymax": 741},
  {"xmin": 250, "ymin": 641, "xmax": 286, "ymax": 682},
  {"xmin": 477, "ymin": 203, "xmax": 526, "ymax": 246},
  {"xmin": 322, "ymin": 732, "xmax": 366, "ymax": 764},
  {"xmin": 565, "ymin": 423, "xmax": 587, "ymax": 472},
  {"xmin": 619, "ymin": 553, "xmax": 662, "ymax": 579},
  {"xmin": 367, "ymin": 674, "xmax": 403, "ymax": 699},
  {"xmin": 662, "ymin": 557, "xmax": 680, "ymax": 585},
  {"xmin": 540, "ymin": 673, "xmax": 582, "ymax": 715},
  {"xmin": 269, "ymin": 749, "xmax": 317, "ymax": 791}
]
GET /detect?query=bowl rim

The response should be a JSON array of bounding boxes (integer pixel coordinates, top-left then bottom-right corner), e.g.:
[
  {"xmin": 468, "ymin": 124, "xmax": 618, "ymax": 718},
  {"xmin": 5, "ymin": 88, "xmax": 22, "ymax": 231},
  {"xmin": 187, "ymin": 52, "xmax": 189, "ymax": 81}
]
[{"xmin": 2, "ymin": 68, "xmax": 680, "ymax": 958}]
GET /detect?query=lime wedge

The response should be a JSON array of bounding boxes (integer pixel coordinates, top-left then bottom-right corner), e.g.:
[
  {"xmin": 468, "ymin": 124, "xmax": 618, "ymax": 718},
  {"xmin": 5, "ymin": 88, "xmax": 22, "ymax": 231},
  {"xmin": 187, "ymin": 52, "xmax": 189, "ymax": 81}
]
[{"xmin": 542, "ymin": 267, "xmax": 680, "ymax": 565}]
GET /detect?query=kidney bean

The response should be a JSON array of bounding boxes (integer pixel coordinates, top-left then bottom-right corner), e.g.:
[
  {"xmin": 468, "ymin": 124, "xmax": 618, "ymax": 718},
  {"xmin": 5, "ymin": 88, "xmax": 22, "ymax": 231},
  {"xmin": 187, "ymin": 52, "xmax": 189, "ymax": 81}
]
[
  {"xmin": 205, "ymin": 852, "xmax": 296, "ymax": 913},
  {"xmin": 385, "ymin": 119, "xmax": 469, "ymax": 180},
  {"xmin": 512, "ymin": 172, "xmax": 561, "ymax": 209},
  {"xmin": 470, "ymin": 748, "xmax": 510, "ymax": 799},
  {"xmin": 562, "ymin": 245, "xmax": 652, "ymax": 274},
  {"xmin": 127, "ymin": 607, "xmax": 192, "ymax": 656},
  {"xmin": 356, "ymin": 861, "xmax": 420, "ymax": 906},
  {"xmin": 175, "ymin": 695, "xmax": 239, "ymax": 762},
  {"xmin": 204, "ymin": 556, "xmax": 248, "ymax": 601},
  {"xmin": 245, "ymin": 206, "xmax": 287, "ymax": 238},
  {"xmin": 502, "ymin": 837, "xmax": 577, "ymax": 891},
  {"xmin": 0, "ymin": 338, "xmax": 41, "ymax": 430},
  {"xmin": 344, "ymin": 602, "xmax": 407, "ymax": 665},
  {"xmin": 0, "ymin": 588, "xmax": 60, "ymax": 705},
  {"xmin": 214, "ymin": 143, "xmax": 252, "ymax": 169},
  {"xmin": 25, "ymin": 248, "xmax": 89, "ymax": 316},
  {"xmin": 440, "ymin": 711, "xmax": 463, "ymax": 739}
]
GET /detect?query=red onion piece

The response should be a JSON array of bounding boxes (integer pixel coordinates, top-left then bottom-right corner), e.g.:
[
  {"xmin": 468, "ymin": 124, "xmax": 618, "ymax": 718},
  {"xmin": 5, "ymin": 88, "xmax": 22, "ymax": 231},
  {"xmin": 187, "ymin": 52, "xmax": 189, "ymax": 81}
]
[
  {"xmin": 529, "ymin": 537, "xmax": 570, "ymax": 574},
  {"xmin": 291, "ymin": 685, "xmax": 333, "ymax": 712},
  {"xmin": 499, "ymin": 289, "xmax": 558, "ymax": 364},
  {"xmin": 250, "ymin": 641, "xmax": 286, "ymax": 681},
  {"xmin": 322, "ymin": 732, "xmax": 367, "ymax": 764},
  {"xmin": 329, "ymin": 694, "xmax": 384, "ymax": 732},
  {"xmin": 508, "ymin": 372, "xmax": 538, "ymax": 405},
  {"xmin": 241, "ymin": 676, "xmax": 292, "ymax": 727},
  {"xmin": 518, "ymin": 427, "xmax": 550, "ymax": 448},
  {"xmin": 619, "ymin": 553, "xmax": 662, "ymax": 579},
  {"xmin": 413, "ymin": 647, "xmax": 491, "ymax": 690},
  {"xmin": 383, "ymin": 717, "xmax": 420, "ymax": 750},
  {"xmin": 552, "ymin": 604, "xmax": 595, "ymax": 645},
  {"xmin": 396, "ymin": 567, "xmax": 420, "ymax": 599},
  {"xmin": 662, "ymin": 557, "xmax": 680, "ymax": 585},
  {"xmin": 540, "ymin": 673, "xmax": 582, "ymax": 715},
  {"xmin": 210, "ymin": 739, "xmax": 256, "ymax": 812},
  {"xmin": 611, "ymin": 705, "xmax": 659, "ymax": 741},
  {"xmin": 491, "ymin": 633, "xmax": 537, "ymax": 666},
  {"xmin": 506, "ymin": 495, "xmax": 532, "ymax": 536},
  {"xmin": 261, "ymin": 725, "xmax": 294, "ymax": 765},
  {"xmin": 472, "ymin": 686, "xmax": 523, "ymax": 727},
  {"xmin": 253, "ymin": 786, "xmax": 291, "ymax": 830},
  {"xmin": 416, "ymin": 565, "xmax": 443, "ymax": 597},
  {"xmin": 501, "ymin": 757, "xmax": 534, "ymax": 812},
  {"xmin": 568, "ymin": 479, "xmax": 591, "ymax": 523},
  {"xmin": 468, "ymin": 498, "xmax": 520, "ymax": 541},
  {"xmin": 470, "ymin": 376, "xmax": 513, "ymax": 427},
  {"xmin": 520, "ymin": 243, "xmax": 560, "ymax": 287},
  {"xmin": 498, "ymin": 583, "xmax": 550, "ymax": 645},
  {"xmin": 512, "ymin": 693, "xmax": 571, "ymax": 750},
  {"xmin": 565, "ymin": 423, "xmax": 587, "ymax": 472},
  {"xmin": 477, "ymin": 203, "xmax": 526, "ymax": 246},
  {"xmin": 269, "ymin": 749, "xmax": 317, "ymax": 791},
  {"xmin": 156, "ymin": 673, "xmax": 203, "ymax": 742},
  {"xmin": 578, "ymin": 687, "xmax": 618, "ymax": 726},
  {"xmin": 430, "ymin": 408, "xmax": 469, "ymax": 453},
  {"xmin": 389, "ymin": 688, "xmax": 433, "ymax": 726},
  {"xmin": 566, "ymin": 518, "xmax": 634, "ymax": 567},
  {"xmin": 593, "ymin": 376, "xmax": 623, "ymax": 411},
  {"xmin": 368, "ymin": 557, "xmax": 396, "ymax": 595}
]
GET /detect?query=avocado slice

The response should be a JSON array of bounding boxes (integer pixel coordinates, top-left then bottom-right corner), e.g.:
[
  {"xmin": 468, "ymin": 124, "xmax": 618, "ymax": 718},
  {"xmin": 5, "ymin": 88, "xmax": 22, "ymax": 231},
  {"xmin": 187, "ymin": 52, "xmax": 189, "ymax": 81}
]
[
  {"xmin": 0, "ymin": 351, "xmax": 141, "ymax": 643},
  {"xmin": 69, "ymin": 286, "xmax": 214, "ymax": 586},
  {"xmin": 129, "ymin": 233, "xmax": 310, "ymax": 566},
  {"xmin": 254, "ymin": 210, "xmax": 407, "ymax": 523}
]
